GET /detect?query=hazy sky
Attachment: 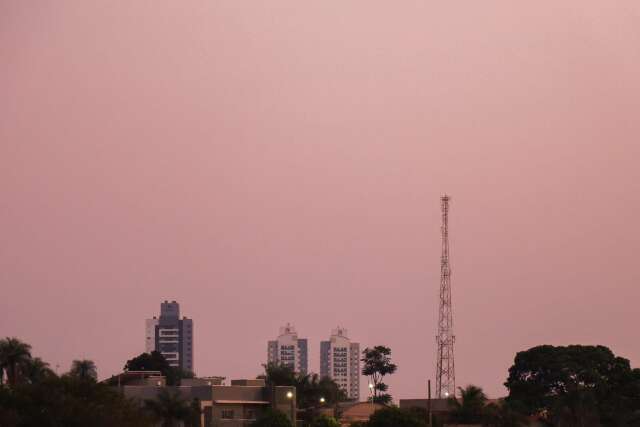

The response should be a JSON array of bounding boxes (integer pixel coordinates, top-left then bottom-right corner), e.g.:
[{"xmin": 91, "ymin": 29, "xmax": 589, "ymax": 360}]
[{"xmin": 2, "ymin": 1, "xmax": 639, "ymax": 399}]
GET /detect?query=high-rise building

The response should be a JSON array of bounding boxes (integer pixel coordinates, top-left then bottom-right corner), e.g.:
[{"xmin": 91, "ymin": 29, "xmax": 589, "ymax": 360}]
[
  {"xmin": 145, "ymin": 300, "xmax": 194, "ymax": 372},
  {"xmin": 267, "ymin": 323, "xmax": 308, "ymax": 375},
  {"xmin": 320, "ymin": 327, "xmax": 360, "ymax": 400}
]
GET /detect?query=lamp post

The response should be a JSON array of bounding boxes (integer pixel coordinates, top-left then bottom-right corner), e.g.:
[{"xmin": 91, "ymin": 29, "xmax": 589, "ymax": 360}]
[
  {"xmin": 368, "ymin": 383, "xmax": 375, "ymax": 416},
  {"xmin": 286, "ymin": 390, "xmax": 295, "ymax": 425}
]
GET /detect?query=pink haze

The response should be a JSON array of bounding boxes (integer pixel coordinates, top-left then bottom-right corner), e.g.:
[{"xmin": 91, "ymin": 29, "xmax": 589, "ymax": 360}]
[{"xmin": 1, "ymin": 1, "xmax": 639, "ymax": 399}]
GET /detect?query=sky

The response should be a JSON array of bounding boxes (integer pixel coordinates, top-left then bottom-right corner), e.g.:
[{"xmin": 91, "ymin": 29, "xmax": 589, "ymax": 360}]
[{"xmin": 1, "ymin": 1, "xmax": 639, "ymax": 399}]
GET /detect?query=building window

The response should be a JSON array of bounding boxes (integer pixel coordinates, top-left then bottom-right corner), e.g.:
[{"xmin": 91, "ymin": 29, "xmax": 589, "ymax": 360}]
[
  {"xmin": 222, "ymin": 410, "xmax": 234, "ymax": 419},
  {"xmin": 246, "ymin": 409, "xmax": 256, "ymax": 420}
]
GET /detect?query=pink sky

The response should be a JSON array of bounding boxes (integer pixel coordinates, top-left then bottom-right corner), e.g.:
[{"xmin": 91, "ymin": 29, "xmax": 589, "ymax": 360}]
[{"xmin": 1, "ymin": 1, "xmax": 639, "ymax": 399}]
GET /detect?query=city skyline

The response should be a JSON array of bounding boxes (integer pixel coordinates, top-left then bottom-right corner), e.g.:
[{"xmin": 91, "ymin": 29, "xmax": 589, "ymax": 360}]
[{"xmin": 2, "ymin": 1, "xmax": 640, "ymax": 400}]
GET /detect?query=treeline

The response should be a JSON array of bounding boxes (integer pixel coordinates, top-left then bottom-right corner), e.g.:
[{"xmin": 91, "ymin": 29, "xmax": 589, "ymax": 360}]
[
  {"xmin": 0, "ymin": 337, "xmax": 200, "ymax": 426},
  {"xmin": 2, "ymin": 337, "xmax": 640, "ymax": 427}
]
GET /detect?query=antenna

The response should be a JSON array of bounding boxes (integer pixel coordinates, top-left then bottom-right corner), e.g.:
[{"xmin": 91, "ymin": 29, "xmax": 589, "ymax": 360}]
[{"xmin": 436, "ymin": 195, "xmax": 455, "ymax": 398}]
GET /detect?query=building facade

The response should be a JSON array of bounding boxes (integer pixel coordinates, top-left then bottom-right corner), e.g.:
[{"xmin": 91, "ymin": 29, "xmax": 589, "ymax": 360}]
[
  {"xmin": 117, "ymin": 376, "xmax": 296, "ymax": 427},
  {"xmin": 145, "ymin": 300, "xmax": 194, "ymax": 372},
  {"xmin": 320, "ymin": 327, "xmax": 360, "ymax": 400},
  {"xmin": 267, "ymin": 323, "xmax": 308, "ymax": 374}
]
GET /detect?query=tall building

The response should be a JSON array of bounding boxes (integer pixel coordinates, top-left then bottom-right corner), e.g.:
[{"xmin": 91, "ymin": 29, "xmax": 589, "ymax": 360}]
[
  {"xmin": 145, "ymin": 300, "xmax": 194, "ymax": 373},
  {"xmin": 267, "ymin": 323, "xmax": 308, "ymax": 375},
  {"xmin": 320, "ymin": 327, "xmax": 360, "ymax": 400}
]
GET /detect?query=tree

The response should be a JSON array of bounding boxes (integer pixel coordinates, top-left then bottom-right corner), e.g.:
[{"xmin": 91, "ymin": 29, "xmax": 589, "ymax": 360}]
[
  {"xmin": 261, "ymin": 362, "xmax": 297, "ymax": 387},
  {"xmin": 144, "ymin": 388, "xmax": 193, "ymax": 427},
  {"xmin": 69, "ymin": 359, "xmax": 98, "ymax": 381},
  {"xmin": 0, "ymin": 337, "xmax": 32, "ymax": 386},
  {"xmin": 361, "ymin": 346, "xmax": 397, "ymax": 404},
  {"xmin": 0, "ymin": 374, "xmax": 154, "ymax": 427},
  {"xmin": 505, "ymin": 345, "xmax": 640, "ymax": 426},
  {"xmin": 185, "ymin": 398, "xmax": 202, "ymax": 427},
  {"xmin": 124, "ymin": 351, "xmax": 189, "ymax": 385},
  {"xmin": 261, "ymin": 363, "xmax": 346, "ymax": 409},
  {"xmin": 483, "ymin": 400, "xmax": 528, "ymax": 427},
  {"xmin": 311, "ymin": 414, "xmax": 340, "ymax": 427},
  {"xmin": 448, "ymin": 385, "xmax": 487, "ymax": 424},
  {"xmin": 23, "ymin": 357, "xmax": 56, "ymax": 384},
  {"xmin": 367, "ymin": 406, "xmax": 425, "ymax": 427},
  {"xmin": 251, "ymin": 408, "xmax": 293, "ymax": 427}
]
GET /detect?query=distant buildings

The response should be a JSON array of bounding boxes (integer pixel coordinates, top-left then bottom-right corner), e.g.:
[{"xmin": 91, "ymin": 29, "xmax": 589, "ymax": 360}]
[
  {"xmin": 320, "ymin": 327, "xmax": 360, "ymax": 400},
  {"xmin": 267, "ymin": 323, "xmax": 308, "ymax": 375},
  {"xmin": 145, "ymin": 300, "xmax": 194, "ymax": 372}
]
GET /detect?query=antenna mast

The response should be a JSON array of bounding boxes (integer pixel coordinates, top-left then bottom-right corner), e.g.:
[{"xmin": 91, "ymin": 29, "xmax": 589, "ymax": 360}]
[{"xmin": 436, "ymin": 194, "xmax": 455, "ymax": 398}]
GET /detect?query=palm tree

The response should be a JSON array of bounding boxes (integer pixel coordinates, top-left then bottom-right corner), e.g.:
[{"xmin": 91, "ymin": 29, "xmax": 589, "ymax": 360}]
[
  {"xmin": 449, "ymin": 385, "xmax": 488, "ymax": 424},
  {"xmin": 0, "ymin": 337, "xmax": 32, "ymax": 386},
  {"xmin": 69, "ymin": 359, "xmax": 98, "ymax": 381},
  {"xmin": 144, "ymin": 388, "xmax": 193, "ymax": 427},
  {"xmin": 23, "ymin": 357, "xmax": 55, "ymax": 384}
]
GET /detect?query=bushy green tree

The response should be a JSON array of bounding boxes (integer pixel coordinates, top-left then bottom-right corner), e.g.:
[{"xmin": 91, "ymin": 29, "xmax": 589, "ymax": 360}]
[
  {"xmin": 0, "ymin": 375, "xmax": 154, "ymax": 427},
  {"xmin": 123, "ymin": 351, "xmax": 192, "ymax": 385},
  {"xmin": 505, "ymin": 345, "xmax": 640, "ymax": 426},
  {"xmin": 251, "ymin": 408, "xmax": 293, "ymax": 427},
  {"xmin": 261, "ymin": 363, "xmax": 346, "ymax": 408},
  {"xmin": 361, "ymin": 346, "xmax": 397, "ymax": 404}
]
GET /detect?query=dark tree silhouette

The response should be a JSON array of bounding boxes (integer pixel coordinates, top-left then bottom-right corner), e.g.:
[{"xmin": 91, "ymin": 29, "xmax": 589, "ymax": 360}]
[
  {"xmin": 361, "ymin": 346, "xmax": 397, "ymax": 404},
  {"xmin": 0, "ymin": 337, "xmax": 32, "ymax": 386}
]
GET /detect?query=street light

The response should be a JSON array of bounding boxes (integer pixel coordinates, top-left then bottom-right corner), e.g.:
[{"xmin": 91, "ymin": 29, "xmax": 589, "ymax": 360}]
[
  {"xmin": 368, "ymin": 383, "xmax": 375, "ymax": 414},
  {"xmin": 320, "ymin": 397, "xmax": 326, "ymax": 404},
  {"xmin": 286, "ymin": 390, "xmax": 295, "ymax": 424}
]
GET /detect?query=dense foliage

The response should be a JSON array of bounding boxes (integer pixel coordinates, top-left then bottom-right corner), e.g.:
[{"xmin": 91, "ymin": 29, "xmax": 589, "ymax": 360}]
[
  {"xmin": 365, "ymin": 406, "xmax": 425, "ymax": 427},
  {"xmin": 447, "ymin": 385, "xmax": 487, "ymax": 424},
  {"xmin": 144, "ymin": 388, "xmax": 200, "ymax": 427},
  {"xmin": 0, "ymin": 338, "xmax": 203, "ymax": 427},
  {"xmin": 121, "ymin": 351, "xmax": 193, "ymax": 386},
  {"xmin": 0, "ymin": 338, "xmax": 33, "ymax": 386},
  {"xmin": 505, "ymin": 345, "xmax": 640, "ymax": 426},
  {"xmin": 0, "ymin": 375, "xmax": 154, "ymax": 427},
  {"xmin": 251, "ymin": 408, "xmax": 293, "ymax": 427},
  {"xmin": 311, "ymin": 414, "xmax": 340, "ymax": 427},
  {"xmin": 261, "ymin": 362, "xmax": 347, "ymax": 424}
]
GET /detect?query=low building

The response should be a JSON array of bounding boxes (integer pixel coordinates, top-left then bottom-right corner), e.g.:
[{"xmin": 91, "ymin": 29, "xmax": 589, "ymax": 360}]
[
  {"xmin": 318, "ymin": 402, "xmax": 385, "ymax": 426},
  {"xmin": 400, "ymin": 398, "xmax": 452, "ymax": 419},
  {"xmin": 119, "ymin": 377, "xmax": 296, "ymax": 427}
]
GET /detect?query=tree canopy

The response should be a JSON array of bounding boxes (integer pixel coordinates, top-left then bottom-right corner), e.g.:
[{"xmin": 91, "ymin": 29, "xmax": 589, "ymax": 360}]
[
  {"xmin": 366, "ymin": 406, "xmax": 425, "ymax": 427},
  {"xmin": 69, "ymin": 359, "xmax": 98, "ymax": 381},
  {"xmin": 0, "ymin": 337, "xmax": 32, "ymax": 386},
  {"xmin": 361, "ymin": 346, "xmax": 397, "ymax": 404},
  {"xmin": 448, "ymin": 385, "xmax": 488, "ymax": 424},
  {"xmin": 505, "ymin": 344, "xmax": 640, "ymax": 426},
  {"xmin": 311, "ymin": 414, "xmax": 340, "ymax": 427},
  {"xmin": 251, "ymin": 408, "xmax": 293, "ymax": 427},
  {"xmin": 123, "ymin": 351, "xmax": 193, "ymax": 385},
  {"xmin": 0, "ymin": 374, "xmax": 154, "ymax": 427},
  {"xmin": 144, "ymin": 388, "xmax": 199, "ymax": 427},
  {"xmin": 261, "ymin": 362, "xmax": 346, "ymax": 408}
]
